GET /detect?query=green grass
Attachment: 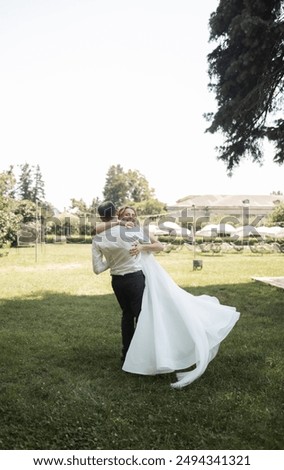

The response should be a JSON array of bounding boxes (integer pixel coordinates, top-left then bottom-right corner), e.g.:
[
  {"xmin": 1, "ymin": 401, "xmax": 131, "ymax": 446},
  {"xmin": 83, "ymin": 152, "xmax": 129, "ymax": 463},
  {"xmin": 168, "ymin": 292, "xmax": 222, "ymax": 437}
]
[{"xmin": 0, "ymin": 245, "xmax": 283, "ymax": 450}]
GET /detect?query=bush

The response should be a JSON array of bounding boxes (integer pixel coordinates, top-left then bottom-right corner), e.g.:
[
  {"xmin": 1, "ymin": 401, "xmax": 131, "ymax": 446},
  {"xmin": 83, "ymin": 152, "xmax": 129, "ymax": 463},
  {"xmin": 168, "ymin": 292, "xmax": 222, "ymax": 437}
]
[
  {"xmin": 157, "ymin": 235, "xmax": 186, "ymax": 245},
  {"xmin": 45, "ymin": 235, "xmax": 67, "ymax": 244},
  {"xmin": 66, "ymin": 236, "xmax": 92, "ymax": 244}
]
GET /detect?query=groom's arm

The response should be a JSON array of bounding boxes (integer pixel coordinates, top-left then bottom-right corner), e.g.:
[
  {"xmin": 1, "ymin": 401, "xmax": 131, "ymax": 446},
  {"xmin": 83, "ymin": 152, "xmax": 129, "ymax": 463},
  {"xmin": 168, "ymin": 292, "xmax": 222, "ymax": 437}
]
[{"xmin": 92, "ymin": 241, "xmax": 109, "ymax": 274}]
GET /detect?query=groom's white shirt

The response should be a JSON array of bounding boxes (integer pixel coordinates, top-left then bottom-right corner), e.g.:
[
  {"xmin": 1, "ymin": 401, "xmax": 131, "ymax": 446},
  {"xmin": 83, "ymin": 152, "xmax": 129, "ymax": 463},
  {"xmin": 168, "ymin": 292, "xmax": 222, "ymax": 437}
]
[{"xmin": 92, "ymin": 225, "xmax": 148, "ymax": 276}]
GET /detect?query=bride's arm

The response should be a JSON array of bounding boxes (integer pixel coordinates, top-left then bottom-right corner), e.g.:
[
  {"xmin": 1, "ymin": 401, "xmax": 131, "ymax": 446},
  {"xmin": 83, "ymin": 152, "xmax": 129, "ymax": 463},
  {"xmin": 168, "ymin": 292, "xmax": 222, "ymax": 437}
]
[
  {"xmin": 146, "ymin": 233, "xmax": 164, "ymax": 252},
  {"xmin": 129, "ymin": 232, "xmax": 164, "ymax": 255},
  {"xmin": 92, "ymin": 219, "xmax": 134, "ymax": 235},
  {"xmin": 92, "ymin": 219, "xmax": 119, "ymax": 235},
  {"xmin": 93, "ymin": 218, "xmax": 162, "ymax": 252}
]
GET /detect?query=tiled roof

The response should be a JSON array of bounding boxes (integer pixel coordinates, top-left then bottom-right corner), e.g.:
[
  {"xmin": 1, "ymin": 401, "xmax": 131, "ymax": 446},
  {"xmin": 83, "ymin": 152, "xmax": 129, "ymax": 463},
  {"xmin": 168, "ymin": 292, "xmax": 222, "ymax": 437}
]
[{"xmin": 175, "ymin": 195, "xmax": 284, "ymax": 207}]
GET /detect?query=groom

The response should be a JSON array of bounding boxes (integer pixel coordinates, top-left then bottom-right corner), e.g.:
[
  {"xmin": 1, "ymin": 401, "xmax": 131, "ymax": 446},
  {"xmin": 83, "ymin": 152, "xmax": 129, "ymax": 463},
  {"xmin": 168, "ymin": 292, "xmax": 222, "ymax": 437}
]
[{"xmin": 92, "ymin": 201, "xmax": 160, "ymax": 362}]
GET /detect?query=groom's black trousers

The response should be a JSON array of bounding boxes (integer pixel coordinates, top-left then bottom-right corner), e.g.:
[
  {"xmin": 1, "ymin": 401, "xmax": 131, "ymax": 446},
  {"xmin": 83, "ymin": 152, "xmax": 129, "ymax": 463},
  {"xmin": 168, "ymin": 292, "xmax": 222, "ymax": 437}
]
[{"xmin": 111, "ymin": 270, "xmax": 145, "ymax": 359}]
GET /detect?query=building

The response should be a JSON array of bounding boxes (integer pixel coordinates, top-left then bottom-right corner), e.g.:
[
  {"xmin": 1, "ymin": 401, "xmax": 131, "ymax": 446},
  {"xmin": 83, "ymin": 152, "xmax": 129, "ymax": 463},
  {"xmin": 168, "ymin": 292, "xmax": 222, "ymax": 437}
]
[{"xmin": 167, "ymin": 194, "xmax": 284, "ymax": 227}]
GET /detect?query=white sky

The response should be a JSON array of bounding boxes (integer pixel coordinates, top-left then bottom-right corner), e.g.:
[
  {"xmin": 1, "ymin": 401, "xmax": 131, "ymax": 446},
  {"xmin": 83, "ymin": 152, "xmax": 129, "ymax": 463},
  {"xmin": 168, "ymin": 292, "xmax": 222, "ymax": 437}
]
[{"xmin": 1, "ymin": 0, "xmax": 283, "ymax": 211}]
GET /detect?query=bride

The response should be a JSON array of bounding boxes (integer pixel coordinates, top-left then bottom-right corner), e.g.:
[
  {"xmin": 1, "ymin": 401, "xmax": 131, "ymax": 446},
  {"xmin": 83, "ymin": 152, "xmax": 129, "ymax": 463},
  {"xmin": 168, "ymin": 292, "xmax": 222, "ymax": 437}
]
[{"xmin": 94, "ymin": 205, "xmax": 240, "ymax": 389}]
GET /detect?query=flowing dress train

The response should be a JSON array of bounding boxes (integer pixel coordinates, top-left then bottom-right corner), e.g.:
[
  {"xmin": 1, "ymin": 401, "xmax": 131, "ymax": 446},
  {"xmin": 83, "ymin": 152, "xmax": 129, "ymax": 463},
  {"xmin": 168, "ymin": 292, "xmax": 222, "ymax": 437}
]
[{"xmin": 122, "ymin": 252, "xmax": 240, "ymax": 389}]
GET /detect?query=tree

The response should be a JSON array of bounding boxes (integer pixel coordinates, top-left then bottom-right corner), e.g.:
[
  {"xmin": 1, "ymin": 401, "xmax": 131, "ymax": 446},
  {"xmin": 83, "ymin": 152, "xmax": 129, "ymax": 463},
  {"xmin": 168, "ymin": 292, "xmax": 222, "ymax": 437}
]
[
  {"xmin": 268, "ymin": 202, "xmax": 284, "ymax": 226},
  {"xmin": 126, "ymin": 170, "xmax": 155, "ymax": 202},
  {"xmin": 102, "ymin": 165, "xmax": 155, "ymax": 207},
  {"xmin": 18, "ymin": 163, "xmax": 34, "ymax": 200},
  {"xmin": 271, "ymin": 190, "xmax": 283, "ymax": 195},
  {"xmin": 89, "ymin": 197, "xmax": 101, "ymax": 214},
  {"xmin": 17, "ymin": 163, "xmax": 46, "ymax": 202},
  {"xmin": 0, "ymin": 167, "xmax": 15, "ymax": 198},
  {"xmin": 1, "ymin": 165, "xmax": 16, "ymax": 199},
  {"xmin": 133, "ymin": 198, "xmax": 167, "ymax": 216},
  {"xmin": 32, "ymin": 164, "xmax": 45, "ymax": 202},
  {"xmin": 103, "ymin": 165, "xmax": 129, "ymax": 207},
  {"xmin": 0, "ymin": 170, "xmax": 20, "ymax": 246},
  {"xmin": 14, "ymin": 199, "xmax": 36, "ymax": 224},
  {"xmin": 1, "ymin": 165, "xmax": 51, "ymax": 245},
  {"xmin": 70, "ymin": 198, "xmax": 88, "ymax": 214},
  {"xmin": 206, "ymin": 0, "xmax": 284, "ymax": 172}
]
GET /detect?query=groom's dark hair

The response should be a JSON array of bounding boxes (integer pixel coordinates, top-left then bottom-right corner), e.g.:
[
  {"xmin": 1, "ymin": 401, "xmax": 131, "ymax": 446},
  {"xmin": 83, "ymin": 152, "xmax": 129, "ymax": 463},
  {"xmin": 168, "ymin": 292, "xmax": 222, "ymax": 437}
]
[{"xmin": 97, "ymin": 201, "xmax": 116, "ymax": 221}]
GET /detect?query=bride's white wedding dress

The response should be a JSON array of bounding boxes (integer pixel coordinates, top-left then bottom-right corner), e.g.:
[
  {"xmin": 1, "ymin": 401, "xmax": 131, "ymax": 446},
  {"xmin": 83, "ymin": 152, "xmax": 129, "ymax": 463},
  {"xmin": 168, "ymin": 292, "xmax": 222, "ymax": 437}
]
[{"xmin": 122, "ymin": 252, "xmax": 240, "ymax": 389}]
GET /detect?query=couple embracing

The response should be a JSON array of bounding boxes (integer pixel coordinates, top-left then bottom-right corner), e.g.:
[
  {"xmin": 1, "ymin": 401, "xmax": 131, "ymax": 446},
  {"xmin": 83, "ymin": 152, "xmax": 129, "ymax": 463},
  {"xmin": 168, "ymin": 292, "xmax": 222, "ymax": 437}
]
[{"xmin": 92, "ymin": 201, "xmax": 240, "ymax": 389}]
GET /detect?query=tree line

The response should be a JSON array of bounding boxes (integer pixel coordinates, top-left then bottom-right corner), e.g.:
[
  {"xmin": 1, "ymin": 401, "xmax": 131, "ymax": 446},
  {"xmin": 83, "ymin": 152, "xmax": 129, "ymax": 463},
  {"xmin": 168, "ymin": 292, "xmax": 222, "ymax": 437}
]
[{"xmin": 0, "ymin": 163, "xmax": 166, "ymax": 247}]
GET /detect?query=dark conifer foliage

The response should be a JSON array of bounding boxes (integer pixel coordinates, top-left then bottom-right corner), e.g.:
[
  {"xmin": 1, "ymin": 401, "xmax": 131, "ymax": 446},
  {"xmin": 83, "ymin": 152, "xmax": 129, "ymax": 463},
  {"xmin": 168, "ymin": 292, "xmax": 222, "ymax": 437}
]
[
  {"xmin": 206, "ymin": 0, "xmax": 284, "ymax": 171},
  {"xmin": 18, "ymin": 163, "xmax": 45, "ymax": 202}
]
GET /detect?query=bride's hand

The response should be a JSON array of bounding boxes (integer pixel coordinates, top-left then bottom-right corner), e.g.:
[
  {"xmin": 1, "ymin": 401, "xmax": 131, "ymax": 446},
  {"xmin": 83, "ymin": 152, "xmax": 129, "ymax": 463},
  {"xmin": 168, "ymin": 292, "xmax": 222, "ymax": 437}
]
[
  {"xmin": 119, "ymin": 220, "xmax": 135, "ymax": 228},
  {"xmin": 129, "ymin": 243, "xmax": 141, "ymax": 256},
  {"xmin": 125, "ymin": 221, "xmax": 134, "ymax": 228}
]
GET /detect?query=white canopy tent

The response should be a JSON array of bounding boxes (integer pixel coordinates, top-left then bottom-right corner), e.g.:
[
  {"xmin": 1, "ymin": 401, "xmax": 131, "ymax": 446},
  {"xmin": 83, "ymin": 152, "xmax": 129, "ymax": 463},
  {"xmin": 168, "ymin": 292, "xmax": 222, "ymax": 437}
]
[
  {"xmin": 196, "ymin": 223, "xmax": 236, "ymax": 238},
  {"xmin": 217, "ymin": 223, "xmax": 236, "ymax": 235},
  {"xmin": 247, "ymin": 225, "xmax": 284, "ymax": 238},
  {"xmin": 146, "ymin": 224, "xmax": 169, "ymax": 236},
  {"xmin": 157, "ymin": 221, "xmax": 191, "ymax": 237},
  {"xmin": 232, "ymin": 225, "xmax": 284, "ymax": 238},
  {"xmin": 255, "ymin": 226, "xmax": 273, "ymax": 237},
  {"xmin": 195, "ymin": 224, "xmax": 218, "ymax": 238},
  {"xmin": 231, "ymin": 225, "xmax": 261, "ymax": 239}
]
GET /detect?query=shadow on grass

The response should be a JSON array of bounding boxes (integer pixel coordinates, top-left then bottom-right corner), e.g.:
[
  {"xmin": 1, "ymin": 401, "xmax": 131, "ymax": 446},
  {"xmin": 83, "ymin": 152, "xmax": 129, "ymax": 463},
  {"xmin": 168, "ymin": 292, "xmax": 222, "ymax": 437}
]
[{"xmin": 0, "ymin": 281, "xmax": 283, "ymax": 450}]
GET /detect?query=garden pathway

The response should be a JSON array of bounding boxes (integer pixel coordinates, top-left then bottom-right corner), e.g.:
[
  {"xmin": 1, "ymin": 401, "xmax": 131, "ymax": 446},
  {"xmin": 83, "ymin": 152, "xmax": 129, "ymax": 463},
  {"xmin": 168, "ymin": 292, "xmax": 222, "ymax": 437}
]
[{"xmin": 252, "ymin": 277, "xmax": 284, "ymax": 290}]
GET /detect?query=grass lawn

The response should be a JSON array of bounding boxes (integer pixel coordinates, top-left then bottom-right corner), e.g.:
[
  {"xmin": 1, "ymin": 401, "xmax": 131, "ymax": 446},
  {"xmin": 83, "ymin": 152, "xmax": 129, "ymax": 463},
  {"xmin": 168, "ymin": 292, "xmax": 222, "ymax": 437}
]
[{"xmin": 0, "ymin": 245, "xmax": 283, "ymax": 450}]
